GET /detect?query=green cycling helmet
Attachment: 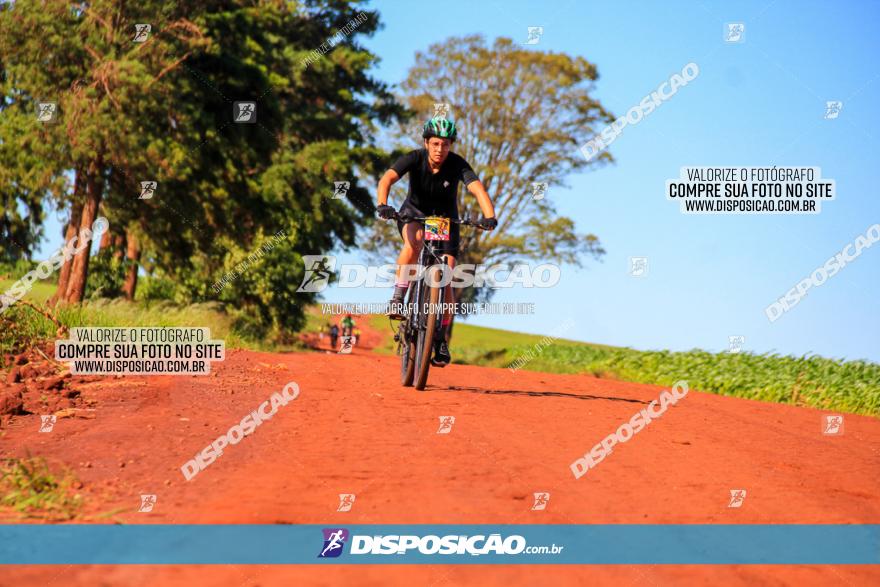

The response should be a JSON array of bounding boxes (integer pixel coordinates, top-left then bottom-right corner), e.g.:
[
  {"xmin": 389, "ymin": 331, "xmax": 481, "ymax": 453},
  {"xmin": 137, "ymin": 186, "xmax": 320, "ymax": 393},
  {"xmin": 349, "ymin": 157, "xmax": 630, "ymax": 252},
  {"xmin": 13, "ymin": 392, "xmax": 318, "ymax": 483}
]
[{"xmin": 422, "ymin": 117, "xmax": 457, "ymax": 141}]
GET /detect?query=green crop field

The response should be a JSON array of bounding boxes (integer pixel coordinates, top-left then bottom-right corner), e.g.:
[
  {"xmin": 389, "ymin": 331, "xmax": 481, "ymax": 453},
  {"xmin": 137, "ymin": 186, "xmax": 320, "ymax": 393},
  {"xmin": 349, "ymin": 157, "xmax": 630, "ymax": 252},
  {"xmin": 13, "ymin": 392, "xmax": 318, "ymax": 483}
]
[{"xmin": 368, "ymin": 314, "xmax": 879, "ymax": 416}]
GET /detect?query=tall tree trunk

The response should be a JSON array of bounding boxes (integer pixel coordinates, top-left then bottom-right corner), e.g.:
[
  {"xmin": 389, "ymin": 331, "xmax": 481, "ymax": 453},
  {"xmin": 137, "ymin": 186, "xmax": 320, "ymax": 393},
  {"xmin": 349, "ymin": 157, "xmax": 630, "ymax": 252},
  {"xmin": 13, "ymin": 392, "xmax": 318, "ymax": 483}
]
[
  {"xmin": 112, "ymin": 233, "xmax": 126, "ymax": 261},
  {"xmin": 64, "ymin": 162, "xmax": 104, "ymax": 303},
  {"xmin": 122, "ymin": 232, "xmax": 140, "ymax": 301},
  {"xmin": 48, "ymin": 174, "xmax": 84, "ymax": 308},
  {"xmin": 98, "ymin": 227, "xmax": 112, "ymax": 250}
]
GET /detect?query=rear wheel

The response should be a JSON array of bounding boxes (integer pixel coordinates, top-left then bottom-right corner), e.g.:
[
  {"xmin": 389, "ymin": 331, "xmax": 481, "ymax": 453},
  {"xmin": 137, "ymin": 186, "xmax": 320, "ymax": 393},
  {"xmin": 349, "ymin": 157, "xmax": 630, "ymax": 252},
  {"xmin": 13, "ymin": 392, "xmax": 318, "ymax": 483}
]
[{"xmin": 414, "ymin": 267, "xmax": 442, "ymax": 390}]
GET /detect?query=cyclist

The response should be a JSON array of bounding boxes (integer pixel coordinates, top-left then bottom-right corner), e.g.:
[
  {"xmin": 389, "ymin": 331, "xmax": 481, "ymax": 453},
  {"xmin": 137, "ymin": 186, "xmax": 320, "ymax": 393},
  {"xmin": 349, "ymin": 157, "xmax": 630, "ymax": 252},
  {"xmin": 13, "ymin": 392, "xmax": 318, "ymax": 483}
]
[
  {"xmin": 341, "ymin": 314, "xmax": 355, "ymax": 337},
  {"xmin": 329, "ymin": 323, "xmax": 339, "ymax": 350},
  {"xmin": 376, "ymin": 116, "xmax": 497, "ymax": 367}
]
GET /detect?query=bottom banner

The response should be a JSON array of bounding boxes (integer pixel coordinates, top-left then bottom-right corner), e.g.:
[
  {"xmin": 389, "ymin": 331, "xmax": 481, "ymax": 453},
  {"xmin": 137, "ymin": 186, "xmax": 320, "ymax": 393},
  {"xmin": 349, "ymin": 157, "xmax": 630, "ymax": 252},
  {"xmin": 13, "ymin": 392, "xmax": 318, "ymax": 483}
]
[{"xmin": 1, "ymin": 524, "xmax": 878, "ymax": 564}]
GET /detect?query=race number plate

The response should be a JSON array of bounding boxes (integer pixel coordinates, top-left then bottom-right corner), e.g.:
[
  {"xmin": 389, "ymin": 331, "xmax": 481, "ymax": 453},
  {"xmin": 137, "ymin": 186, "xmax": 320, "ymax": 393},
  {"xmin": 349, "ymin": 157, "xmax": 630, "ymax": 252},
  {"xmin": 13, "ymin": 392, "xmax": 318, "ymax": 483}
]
[{"xmin": 424, "ymin": 217, "xmax": 450, "ymax": 241}]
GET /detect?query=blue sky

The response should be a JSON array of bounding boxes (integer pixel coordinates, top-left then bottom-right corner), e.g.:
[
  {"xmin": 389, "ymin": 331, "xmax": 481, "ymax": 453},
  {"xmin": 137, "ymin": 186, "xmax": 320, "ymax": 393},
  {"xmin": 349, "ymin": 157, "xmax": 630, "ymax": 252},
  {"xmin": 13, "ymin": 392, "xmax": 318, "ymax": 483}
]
[
  {"xmin": 354, "ymin": 0, "xmax": 880, "ymax": 362},
  {"xmin": 35, "ymin": 0, "xmax": 880, "ymax": 362}
]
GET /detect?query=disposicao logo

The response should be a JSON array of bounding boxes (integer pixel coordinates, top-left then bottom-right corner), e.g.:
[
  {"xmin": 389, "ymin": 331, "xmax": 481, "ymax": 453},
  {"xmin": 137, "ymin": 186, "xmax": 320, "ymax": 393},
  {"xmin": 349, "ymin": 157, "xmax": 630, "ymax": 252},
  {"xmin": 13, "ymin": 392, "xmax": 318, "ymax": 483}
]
[{"xmin": 315, "ymin": 530, "xmax": 562, "ymax": 557}]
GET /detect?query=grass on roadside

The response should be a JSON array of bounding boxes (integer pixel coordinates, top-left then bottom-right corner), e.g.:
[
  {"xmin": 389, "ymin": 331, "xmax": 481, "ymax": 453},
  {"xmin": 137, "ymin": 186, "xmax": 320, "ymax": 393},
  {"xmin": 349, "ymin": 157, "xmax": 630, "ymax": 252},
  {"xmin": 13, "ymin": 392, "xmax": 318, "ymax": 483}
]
[
  {"xmin": 0, "ymin": 457, "xmax": 83, "ymax": 521},
  {"xmin": 0, "ymin": 279, "xmax": 308, "ymax": 369}
]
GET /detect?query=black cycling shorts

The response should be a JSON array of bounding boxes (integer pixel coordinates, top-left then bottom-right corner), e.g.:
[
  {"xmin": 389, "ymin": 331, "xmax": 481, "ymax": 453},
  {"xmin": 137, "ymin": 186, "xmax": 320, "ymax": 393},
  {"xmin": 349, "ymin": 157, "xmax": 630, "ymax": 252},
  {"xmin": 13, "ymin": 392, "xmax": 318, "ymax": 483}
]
[{"xmin": 396, "ymin": 200, "xmax": 460, "ymax": 257}]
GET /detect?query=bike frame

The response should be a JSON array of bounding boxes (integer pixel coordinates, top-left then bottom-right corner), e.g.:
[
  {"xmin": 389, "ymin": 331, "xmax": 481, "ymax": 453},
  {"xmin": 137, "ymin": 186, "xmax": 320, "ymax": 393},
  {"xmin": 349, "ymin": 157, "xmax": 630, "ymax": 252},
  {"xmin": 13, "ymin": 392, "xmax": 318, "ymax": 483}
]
[
  {"xmin": 393, "ymin": 214, "xmax": 486, "ymax": 390},
  {"xmin": 410, "ymin": 238, "xmax": 448, "ymax": 318}
]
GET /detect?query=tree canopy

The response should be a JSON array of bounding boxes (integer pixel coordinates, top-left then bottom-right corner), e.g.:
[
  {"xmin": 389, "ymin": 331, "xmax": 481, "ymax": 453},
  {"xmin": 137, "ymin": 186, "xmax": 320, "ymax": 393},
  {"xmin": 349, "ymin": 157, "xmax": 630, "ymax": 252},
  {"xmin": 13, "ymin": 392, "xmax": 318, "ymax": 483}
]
[{"xmin": 0, "ymin": 0, "xmax": 403, "ymax": 336}]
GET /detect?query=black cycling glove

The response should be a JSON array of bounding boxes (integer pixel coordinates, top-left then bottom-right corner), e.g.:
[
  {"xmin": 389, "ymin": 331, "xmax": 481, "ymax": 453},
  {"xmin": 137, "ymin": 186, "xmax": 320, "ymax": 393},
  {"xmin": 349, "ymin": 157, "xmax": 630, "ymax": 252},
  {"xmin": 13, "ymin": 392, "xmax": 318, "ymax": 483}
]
[
  {"xmin": 479, "ymin": 216, "xmax": 498, "ymax": 230},
  {"xmin": 377, "ymin": 204, "xmax": 396, "ymax": 220}
]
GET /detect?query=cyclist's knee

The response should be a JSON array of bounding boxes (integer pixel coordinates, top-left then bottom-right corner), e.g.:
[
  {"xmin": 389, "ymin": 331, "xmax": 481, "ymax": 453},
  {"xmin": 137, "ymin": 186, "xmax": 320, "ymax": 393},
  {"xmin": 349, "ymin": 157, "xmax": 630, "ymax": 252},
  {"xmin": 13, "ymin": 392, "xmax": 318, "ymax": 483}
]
[
  {"xmin": 401, "ymin": 241, "xmax": 422, "ymax": 260},
  {"xmin": 402, "ymin": 238, "xmax": 422, "ymax": 251},
  {"xmin": 402, "ymin": 223, "xmax": 423, "ymax": 244}
]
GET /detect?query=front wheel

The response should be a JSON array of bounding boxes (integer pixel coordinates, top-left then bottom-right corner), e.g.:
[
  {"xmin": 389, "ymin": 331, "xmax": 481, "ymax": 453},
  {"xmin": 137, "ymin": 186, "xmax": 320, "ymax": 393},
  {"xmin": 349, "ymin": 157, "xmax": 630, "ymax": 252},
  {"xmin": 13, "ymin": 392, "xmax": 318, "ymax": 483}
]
[
  {"xmin": 414, "ymin": 267, "xmax": 442, "ymax": 390},
  {"xmin": 399, "ymin": 321, "xmax": 415, "ymax": 386}
]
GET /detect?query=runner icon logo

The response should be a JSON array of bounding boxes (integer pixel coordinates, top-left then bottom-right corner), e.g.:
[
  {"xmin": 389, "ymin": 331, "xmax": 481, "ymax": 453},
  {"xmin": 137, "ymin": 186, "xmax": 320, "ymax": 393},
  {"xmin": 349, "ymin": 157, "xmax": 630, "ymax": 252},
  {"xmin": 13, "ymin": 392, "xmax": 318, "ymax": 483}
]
[
  {"xmin": 823, "ymin": 415, "xmax": 844, "ymax": 435},
  {"xmin": 724, "ymin": 23, "xmax": 745, "ymax": 43},
  {"xmin": 332, "ymin": 181, "xmax": 350, "ymax": 200},
  {"xmin": 524, "ymin": 26, "xmax": 543, "ymax": 45},
  {"xmin": 39, "ymin": 415, "xmax": 56, "ymax": 433},
  {"xmin": 297, "ymin": 255, "xmax": 336, "ymax": 292},
  {"xmin": 234, "ymin": 102, "xmax": 256, "ymax": 123},
  {"xmin": 728, "ymin": 335, "xmax": 745, "ymax": 354},
  {"xmin": 319, "ymin": 528, "xmax": 350, "ymax": 558},
  {"xmin": 133, "ymin": 23, "xmax": 151, "ymax": 42},
  {"xmin": 139, "ymin": 181, "xmax": 157, "ymax": 200},
  {"xmin": 37, "ymin": 102, "xmax": 57, "ymax": 122},
  {"xmin": 531, "ymin": 182, "xmax": 548, "ymax": 201},
  {"xmin": 433, "ymin": 103, "xmax": 451, "ymax": 119},
  {"xmin": 338, "ymin": 335, "xmax": 354, "ymax": 354},
  {"xmin": 728, "ymin": 489, "xmax": 747, "ymax": 508},
  {"xmin": 629, "ymin": 256, "xmax": 648, "ymax": 277},
  {"xmin": 531, "ymin": 492, "xmax": 550, "ymax": 511},
  {"xmin": 824, "ymin": 101, "xmax": 843, "ymax": 120},
  {"xmin": 139, "ymin": 494, "xmax": 157, "ymax": 512},
  {"xmin": 337, "ymin": 494, "xmax": 355, "ymax": 512},
  {"xmin": 437, "ymin": 416, "xmax": 455, "ymax": 434}
]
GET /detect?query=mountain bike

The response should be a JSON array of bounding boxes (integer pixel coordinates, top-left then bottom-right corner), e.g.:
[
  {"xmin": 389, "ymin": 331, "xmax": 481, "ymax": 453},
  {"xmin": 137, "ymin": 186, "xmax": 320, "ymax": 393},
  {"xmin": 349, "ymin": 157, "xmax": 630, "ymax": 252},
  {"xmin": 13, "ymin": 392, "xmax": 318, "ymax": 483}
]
[{"xmin": 389, "ymin": 213, "xmax": 487, "ymax": 390}]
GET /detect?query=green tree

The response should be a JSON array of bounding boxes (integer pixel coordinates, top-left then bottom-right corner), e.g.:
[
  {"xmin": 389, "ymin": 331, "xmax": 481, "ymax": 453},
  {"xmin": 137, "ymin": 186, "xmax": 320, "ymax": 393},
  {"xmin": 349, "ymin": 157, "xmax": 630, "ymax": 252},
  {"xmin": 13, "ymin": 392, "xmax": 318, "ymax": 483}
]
[
  {"xmin": 0, "ymin": 50, "xmax": 68, "ymax": 262},
  {"xmin": 1, "ymin": 0, "xmax": 403, "ymax": 338},
  {"xmin": 130, "ymin": 0, "xmax": 402, "ymax": 335},
  {"xmin": 0, "ymin": 0, "xmax": 211, "ymax": 303}
]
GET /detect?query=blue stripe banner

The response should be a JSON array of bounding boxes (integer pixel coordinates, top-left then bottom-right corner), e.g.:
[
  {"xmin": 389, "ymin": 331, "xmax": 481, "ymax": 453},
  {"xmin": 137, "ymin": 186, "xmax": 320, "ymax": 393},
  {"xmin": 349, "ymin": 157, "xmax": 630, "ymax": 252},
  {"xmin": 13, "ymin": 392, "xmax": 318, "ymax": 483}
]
[{"xmin": 1, "ymin": 524, "xmax": 878, "ymax": 564}]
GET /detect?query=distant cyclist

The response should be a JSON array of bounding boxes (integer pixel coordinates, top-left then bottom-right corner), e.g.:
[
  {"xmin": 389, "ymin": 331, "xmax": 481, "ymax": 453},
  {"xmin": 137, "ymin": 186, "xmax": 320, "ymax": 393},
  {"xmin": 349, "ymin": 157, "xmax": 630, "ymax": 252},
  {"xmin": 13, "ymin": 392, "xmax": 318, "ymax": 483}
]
[
  {"xmin": 376, "ymin": 116, "xmax": 497, "ymax": 367},
  {"xmin": 329, "ymin": 323, "xmax": 339, "ymax": 350},
  {"xmin": 341, "ymin": 313, "xmax": 355, "ymax": 337}
]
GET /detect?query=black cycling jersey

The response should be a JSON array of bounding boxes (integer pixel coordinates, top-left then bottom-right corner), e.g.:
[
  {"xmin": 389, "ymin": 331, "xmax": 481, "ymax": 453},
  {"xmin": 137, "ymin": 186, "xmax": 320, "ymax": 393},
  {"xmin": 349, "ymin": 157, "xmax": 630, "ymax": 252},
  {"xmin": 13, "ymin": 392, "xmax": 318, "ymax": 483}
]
[{"xmin": 390, "ymin": 148, "xmax": 479, "ymax": 217}]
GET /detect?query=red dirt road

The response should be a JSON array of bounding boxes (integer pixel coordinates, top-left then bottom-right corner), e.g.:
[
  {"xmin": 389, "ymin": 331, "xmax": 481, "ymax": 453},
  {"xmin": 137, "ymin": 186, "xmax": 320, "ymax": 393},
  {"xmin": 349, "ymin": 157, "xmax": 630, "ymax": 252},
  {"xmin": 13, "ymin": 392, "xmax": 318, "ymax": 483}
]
[{"xmin": 2, "ymin": 323, "xmax": 879, "ymax": 586}]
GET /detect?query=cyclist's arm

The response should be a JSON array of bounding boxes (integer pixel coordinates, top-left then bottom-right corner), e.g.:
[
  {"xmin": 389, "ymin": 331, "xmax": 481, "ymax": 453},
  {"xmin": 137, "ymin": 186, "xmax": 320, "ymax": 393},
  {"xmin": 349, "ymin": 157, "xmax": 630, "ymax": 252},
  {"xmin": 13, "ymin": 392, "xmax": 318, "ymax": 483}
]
[
  {"xmin": 459, "ymin": 157, "xmax": 495, "ymax": 219},
  {"xmin": 379, "ymin": 150, "xmax": 419, "ymax": 206},
  {"xmin": 465, "ymin": 180, "xmax": 496, "ymax": 219},
  {"xmin": 377, "ymin": 169, "xmax": 400, "ymax": 206}
]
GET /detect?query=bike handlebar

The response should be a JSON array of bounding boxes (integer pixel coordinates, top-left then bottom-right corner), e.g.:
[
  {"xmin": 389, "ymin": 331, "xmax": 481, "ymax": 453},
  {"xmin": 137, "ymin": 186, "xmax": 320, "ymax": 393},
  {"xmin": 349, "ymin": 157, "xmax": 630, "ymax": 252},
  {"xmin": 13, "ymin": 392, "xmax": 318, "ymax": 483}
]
[{"xmin": 389, "ymin": 212, "xmax": 492, "ymax": 230}]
